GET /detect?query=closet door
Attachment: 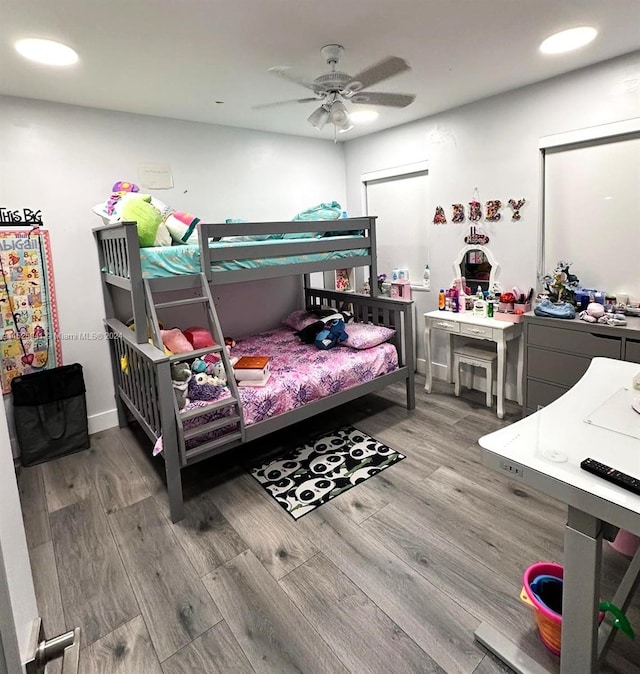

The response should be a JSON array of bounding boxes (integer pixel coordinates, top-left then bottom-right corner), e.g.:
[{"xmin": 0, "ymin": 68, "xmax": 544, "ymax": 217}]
[
  {"xmin": 0, "ymin": 408, "xmax": 80, "ymax": 673},
  {"xmin": 0, "ymin": 405, "xmax": 39, "ymax": 673}
]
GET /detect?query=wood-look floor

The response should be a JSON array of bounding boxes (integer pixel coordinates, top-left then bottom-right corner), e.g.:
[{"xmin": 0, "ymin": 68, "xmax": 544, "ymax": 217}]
[{"xmin": 17, "ymin": 376, "xmax": 640, "ymax": 674}]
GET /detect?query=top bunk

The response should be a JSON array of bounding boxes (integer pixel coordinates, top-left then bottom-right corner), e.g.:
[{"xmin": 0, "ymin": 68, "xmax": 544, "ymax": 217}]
[{"xmin": 93, "ymin": 217, "xmax": 377, "ymax": 289}]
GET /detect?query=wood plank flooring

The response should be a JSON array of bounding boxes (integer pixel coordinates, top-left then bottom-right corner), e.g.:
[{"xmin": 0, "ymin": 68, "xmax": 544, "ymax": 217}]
[{"xmin": 17, "ymin": 376, "xmax": 640, "ymax": 673}]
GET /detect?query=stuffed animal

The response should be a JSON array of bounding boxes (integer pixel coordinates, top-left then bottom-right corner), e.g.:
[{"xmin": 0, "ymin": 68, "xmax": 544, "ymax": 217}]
[
  {"xmin": 171, "ymin": 362, "xmax": 192, "ymax": 409},
  {"xmin": 211, "ymin": 361, "xmax": 227, "ymax": 385},
  {"xmin": 191, "ymin": 352, "xmax": 222, "ymax": 376},
  {"xmin": 315, "ymin": 318, "xmax": 348, "ymax": 350},
  {"xmin": 93, "ymin": 181, "xmax": 200, "ymax": 246},
  {"xmin": 294, "ymin": 320, "xmax": 325, "ymax": 344},
  {"xmin": 579, "ymin": 302, "xmax": 605, "ymax": 323},
  {"xmin": 121, "ymin": 195, "xmax": 172, "ymax": 248},
  {"xmin": 188, "ymin": 374, "xmax": 224, "ymax": 401}
]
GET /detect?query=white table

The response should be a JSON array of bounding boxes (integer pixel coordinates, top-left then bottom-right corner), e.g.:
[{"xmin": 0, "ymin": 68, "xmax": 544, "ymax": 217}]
[
  {"xmin": 423, "ymin": 310, "xmax": 524, "ymax": 418},
  {"xmin": 475, "ymin": 357, "xmax": 640, "ymax": 673}
]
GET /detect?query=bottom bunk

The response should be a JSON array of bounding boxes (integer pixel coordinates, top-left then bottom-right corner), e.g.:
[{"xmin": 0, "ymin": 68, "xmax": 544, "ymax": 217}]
[{"xmin": 105, "ymin": 287, "xmax": 415, "ymax": 522}]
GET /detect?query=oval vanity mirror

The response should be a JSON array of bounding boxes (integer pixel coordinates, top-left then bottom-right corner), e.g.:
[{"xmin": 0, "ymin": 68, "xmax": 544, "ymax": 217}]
[{"xmin": 453, "ymin": 245, "xmax": 500, "ymax": 293}]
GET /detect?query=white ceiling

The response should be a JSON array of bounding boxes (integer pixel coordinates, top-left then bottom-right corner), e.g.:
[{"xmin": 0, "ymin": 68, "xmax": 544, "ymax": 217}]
[{"xmin": 2, "ymin": 0, "xmax": 640, "ymax": 141}]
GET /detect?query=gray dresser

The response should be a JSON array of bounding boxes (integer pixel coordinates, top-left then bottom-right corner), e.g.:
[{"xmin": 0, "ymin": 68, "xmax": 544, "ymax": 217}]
[{"xmin": 523, "ymin": 313, "xmax": 640, "ymax": 416}]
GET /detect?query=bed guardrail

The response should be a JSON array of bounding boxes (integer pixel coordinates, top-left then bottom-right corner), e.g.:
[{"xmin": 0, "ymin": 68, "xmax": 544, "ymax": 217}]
[
  {"xmin": 103, "ymin": 317, "xmax": 169, "ymax": 440},
  {"xmin": 94, "ymin": 222, "xmax": 147, "ymax": 344},
  {"xmin": 198, "ymin": 217, "xmax": 377, "ymax": 286},
  {"xmin": 304, "ymin": 287, "xmax": 415, "ymax": 409}
]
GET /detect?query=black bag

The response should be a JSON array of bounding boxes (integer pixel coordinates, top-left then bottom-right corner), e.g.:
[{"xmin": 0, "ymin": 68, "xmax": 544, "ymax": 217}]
[{"xmin": 11, "ymin": 363, "xmax": 90, "ymax": 467}]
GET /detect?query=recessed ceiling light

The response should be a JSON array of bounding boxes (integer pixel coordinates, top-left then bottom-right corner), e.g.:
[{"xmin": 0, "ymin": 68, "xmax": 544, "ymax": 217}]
[
  {"xmin": 349, "ymin": 110, "xmax": 379, "ymax": 123},
  {"xmin": 15, "ymin": 38, "xmax": 79, "ymax": 66},
  {"xmin": 539, "ymin": 26, "xmax": 597, "ymax": 54}
]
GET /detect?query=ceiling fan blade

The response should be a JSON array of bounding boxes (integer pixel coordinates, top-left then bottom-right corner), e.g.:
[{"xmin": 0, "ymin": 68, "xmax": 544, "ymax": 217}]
[
  {"xmin": 267, "ymin": 66, "xmax": 324, "ymax": 93},
  {"xmin": 348, "ymin": 56, "xmax": 410, "ymax": 90},
  {"xmin": 252, "ymin": 97, "xmax": 321, "ymax": 110},
  {"xmin": 351, "ymin": 92, "xmax": 415, "ymax": 108}
]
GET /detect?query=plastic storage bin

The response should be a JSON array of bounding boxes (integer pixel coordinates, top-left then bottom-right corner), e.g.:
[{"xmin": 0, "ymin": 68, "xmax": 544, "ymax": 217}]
[{"xmin": 520, "ymin": 562, "xmax": 633, "ymax": 655}]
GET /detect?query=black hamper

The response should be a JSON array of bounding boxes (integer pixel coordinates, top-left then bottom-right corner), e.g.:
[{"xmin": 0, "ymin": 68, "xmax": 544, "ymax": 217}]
[{"xmin": 11, "ymin": 363, "xmax": 90, "ymax": 467}]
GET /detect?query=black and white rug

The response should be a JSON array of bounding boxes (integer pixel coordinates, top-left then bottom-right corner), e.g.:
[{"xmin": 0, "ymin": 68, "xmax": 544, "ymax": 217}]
[{"xmin": 250, "ymin": 425, "xmax": 405, "ymax": 520}]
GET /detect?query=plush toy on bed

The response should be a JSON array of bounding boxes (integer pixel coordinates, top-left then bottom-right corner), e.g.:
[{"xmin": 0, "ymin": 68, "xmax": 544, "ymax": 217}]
[
  {"xmin": 171, "ymin": 362, "xmax": 192, "ymax": 410},
  {"xmin": 294, "ymin": 320, "xmax": 325, "ymax": 344},
  {"xmin": 294, "ymin": 311, "xmax": 352, "ymax": 348},
  {"xmin": 92, "ymin": 180, "xmax": 200, "ymax": 246},
  {"xmin": 121, "ymin": 195, "xmax": 172, "ymax": 248},
  {"xmin": 315, "ymin": 318, "xmax": 349, "ymax": 350},
  {"xmin": 188, "ymin": 373, "xmax": 225, "ymax": 401}
]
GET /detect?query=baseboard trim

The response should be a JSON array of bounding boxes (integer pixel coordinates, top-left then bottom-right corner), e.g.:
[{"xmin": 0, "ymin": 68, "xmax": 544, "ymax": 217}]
[{"xmin": 88, "ymin": 408, "xmax": 119, "ymax": 435}]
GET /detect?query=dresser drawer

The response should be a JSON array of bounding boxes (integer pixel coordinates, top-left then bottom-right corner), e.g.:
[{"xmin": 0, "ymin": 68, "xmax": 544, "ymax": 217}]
[
  {"xmin": 428, "ymin": 318, "xmax": 460, "ymax": 334},
  {"xmin": 460, "ymin": 323, "xmax": 494, "ymax": 340},
  {"xmin": 625, "ymin": 339, "xmax": 640, "ymax": 364},
  {"xmin": 526, "ymin": 378, "xmax": 568, "ymax": 411},
  {"xmin": 527, "ymin": 346, "xmax": 592, "ymax": 388},
  {"xmin": 527, "ymin": 324, "xmax": 622, "ymax": 358}
]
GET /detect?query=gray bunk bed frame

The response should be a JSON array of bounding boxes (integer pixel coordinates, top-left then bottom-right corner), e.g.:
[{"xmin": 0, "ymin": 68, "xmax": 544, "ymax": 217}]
[{"xmin": 94, "ymin": 217, "xmax": 415, "ymax": 522}]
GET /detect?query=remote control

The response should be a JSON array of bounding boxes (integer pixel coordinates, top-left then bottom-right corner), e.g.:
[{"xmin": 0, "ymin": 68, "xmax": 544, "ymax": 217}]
[{"xmin": 580, "ymin": 458, "xmax": 640, "ymax": 496}]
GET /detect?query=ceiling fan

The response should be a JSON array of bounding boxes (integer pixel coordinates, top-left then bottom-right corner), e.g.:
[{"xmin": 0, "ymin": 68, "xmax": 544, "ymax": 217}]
[{"xmin": 255, "ymin": 44, "xmax": 415, "ymax": 134}]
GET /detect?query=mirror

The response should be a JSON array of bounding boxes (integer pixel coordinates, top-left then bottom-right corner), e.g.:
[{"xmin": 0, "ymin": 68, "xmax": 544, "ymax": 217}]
[{"xmin": 453, "ymin": 245, "xmax": 499, "ymax": 293}]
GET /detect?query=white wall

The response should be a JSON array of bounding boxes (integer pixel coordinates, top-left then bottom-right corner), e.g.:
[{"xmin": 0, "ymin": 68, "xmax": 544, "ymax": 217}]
[
  {"xmin": 1, "ymin": 52, "xmax": 638, "ymax": 429},
  {"xmin": 0, "ymin": 97, "xmax": 346, "ymax": 436},
  {"xmin": 344, "ymin": 51, "xmax": 640, "ymax": 390}
]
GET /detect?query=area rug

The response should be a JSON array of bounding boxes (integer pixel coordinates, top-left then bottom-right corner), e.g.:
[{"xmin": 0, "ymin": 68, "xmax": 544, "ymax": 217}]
[{"xmin": 250, "ymin": 425, "xmax": 405, "ymax": 520}]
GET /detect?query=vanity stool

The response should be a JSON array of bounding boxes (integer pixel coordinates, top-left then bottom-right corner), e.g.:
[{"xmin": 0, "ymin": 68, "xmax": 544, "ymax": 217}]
[{"xmin": 454, "ymin": 342, "xmax": 498, "ymax": 408}]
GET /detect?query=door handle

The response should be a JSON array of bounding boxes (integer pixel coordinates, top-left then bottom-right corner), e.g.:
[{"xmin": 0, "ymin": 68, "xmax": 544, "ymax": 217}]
[{"xmin": 26, "ymin": 619, "xmax": 80, "ymax": 674}]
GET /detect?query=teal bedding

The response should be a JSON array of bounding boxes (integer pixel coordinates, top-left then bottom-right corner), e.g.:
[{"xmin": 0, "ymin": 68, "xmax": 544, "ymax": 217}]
[{"xmin": 139, "ymin": 237, "xmax": 368, "ymax": 278}]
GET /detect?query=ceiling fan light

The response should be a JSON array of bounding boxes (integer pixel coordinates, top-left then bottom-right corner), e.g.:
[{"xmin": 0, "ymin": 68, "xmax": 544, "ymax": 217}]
[
  {"xmin": 329, "ymin": 100, "xmax": 350, "ymax": 127},
  {"xmin": 307, "ymin": 105, "xmax": 329, "ymax": 130}
]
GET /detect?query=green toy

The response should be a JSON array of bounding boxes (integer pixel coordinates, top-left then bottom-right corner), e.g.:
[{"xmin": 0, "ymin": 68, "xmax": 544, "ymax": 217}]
[{"xmin": 121, "ymin": 195, "xmax": 172, "ymax": 248}]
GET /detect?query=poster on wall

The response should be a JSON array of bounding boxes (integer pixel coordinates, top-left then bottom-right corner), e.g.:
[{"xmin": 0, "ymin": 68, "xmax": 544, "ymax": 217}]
[{"xmin": 0, "ymin": 229, "xmax": 62, "ymax": 393}]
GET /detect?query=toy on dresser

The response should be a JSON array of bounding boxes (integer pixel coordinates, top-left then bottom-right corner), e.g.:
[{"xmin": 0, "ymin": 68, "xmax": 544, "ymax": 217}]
[{"xmin": 579, "ymin": 301, "xmax": 627, "ymax": 326}]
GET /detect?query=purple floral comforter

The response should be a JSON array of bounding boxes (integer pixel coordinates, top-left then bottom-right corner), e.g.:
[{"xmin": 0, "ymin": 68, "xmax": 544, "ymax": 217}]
[{"xmin": 153, "ymin": 327, "xmax": 398, "ymax": 455}]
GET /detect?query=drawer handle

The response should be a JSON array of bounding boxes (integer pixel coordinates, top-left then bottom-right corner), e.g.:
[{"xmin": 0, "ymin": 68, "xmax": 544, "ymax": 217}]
[
  {"xmin": 590, "ymin": 333, "xmax": 622, "ymax": 341},
  {"xmin": 436, "ymin": 322, "xmax": 453, "ymax": 328},
  {"xmin": 468, "ymin": 328, "xmax": 487, "ymax": 335}
]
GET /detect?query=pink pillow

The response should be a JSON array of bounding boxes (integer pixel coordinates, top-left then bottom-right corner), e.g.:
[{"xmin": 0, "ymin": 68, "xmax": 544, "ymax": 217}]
[
  {"xmin": 184, "ymin": 326, "xmax": 216, "ymax": 349},
  {"xmin": 340, "ymin": 323, "xmax": 396, "ymax": 349},
  {"xmin": 160, "ymin": 328, "xmax": 194, "ymax": 354},
  {"xmin": 282, "ymin": 310, "xmax": 318, "ymax": 331}
]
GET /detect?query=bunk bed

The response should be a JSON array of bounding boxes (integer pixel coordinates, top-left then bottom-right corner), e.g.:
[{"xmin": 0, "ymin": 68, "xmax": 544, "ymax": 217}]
[{"xmin": 93, "ymin": 217, "xmax": 415, "ymax": 522}]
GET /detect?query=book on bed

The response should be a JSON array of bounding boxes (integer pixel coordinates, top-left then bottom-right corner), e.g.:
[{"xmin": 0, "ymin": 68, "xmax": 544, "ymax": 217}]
[
  {"xmin": 237, "ymin": 372, "xmax": 272, "ymax": 387},
  {"xmin": 233, "ymin": 355, "xmax": 271, "ymax": 381}
]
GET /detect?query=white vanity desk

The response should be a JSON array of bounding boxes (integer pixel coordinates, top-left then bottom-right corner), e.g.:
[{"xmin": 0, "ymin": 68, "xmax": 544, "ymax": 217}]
[{"xmin": 423, "ymin": 309, "xmax": 524, "ymax": 418}]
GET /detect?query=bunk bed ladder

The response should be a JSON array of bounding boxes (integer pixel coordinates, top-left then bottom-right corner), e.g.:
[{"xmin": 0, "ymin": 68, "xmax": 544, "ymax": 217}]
[{"xmin": 143, "ymin": 274, "xmax": 246, "ymax": 465}]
